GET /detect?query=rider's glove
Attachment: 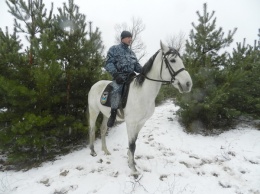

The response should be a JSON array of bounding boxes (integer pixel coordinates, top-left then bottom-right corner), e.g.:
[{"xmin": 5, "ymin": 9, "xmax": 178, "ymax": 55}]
[{"xmin": 113, "ymin": 73, "xmax": 124, "ymax": 84}]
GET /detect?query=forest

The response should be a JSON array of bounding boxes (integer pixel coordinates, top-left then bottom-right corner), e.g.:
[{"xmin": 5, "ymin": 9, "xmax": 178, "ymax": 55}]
[{"xmin": 0, "ymin": 0, "xmax": 259, "ymax": 169}]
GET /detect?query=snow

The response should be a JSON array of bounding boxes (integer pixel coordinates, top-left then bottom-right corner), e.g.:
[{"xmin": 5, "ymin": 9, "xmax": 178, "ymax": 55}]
[{"xmin": 0, "ymin": 100, "xmax": 260, "ymax": 194}]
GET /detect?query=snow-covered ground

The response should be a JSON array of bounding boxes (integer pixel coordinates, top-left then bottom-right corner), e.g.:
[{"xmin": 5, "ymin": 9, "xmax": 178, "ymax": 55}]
[{"xmin": 0, "ymin": 101, "xmax": 260, "ymax": 194}]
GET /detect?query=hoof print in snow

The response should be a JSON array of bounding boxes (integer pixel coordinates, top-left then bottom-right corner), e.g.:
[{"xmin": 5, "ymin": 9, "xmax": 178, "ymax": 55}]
[
  {"xmin": 76, "ymin": 166, "xmax": 84, "ymax": 171},
  {"xmin": 146, "ymin": 155, "xmax": 154, "ymax": 160},
  {"xmin": 189, "ymin": 155, "xmax": 200, "ymax": 160},
  {"xmin": 110, "ymin": 171, "xmax": 119, "ymax": 177},
  {"xmin": 143, "ymin": 168, "xmax": 151, "ymax": 173},
  {"xmin": 90, "ymin": 167, "xmax": 104, "ymax": 173},
  {"xmin": 180, "ymin": 161, "xmax": 192, "ymax": 168},
  {"xmin": 163, "ymin": 151, "xmax": 174, "ymax": 156},
  {"xmin": 197, "ymin": 171, "xmax": 205, "ymax": 176},
  {"xmin": 54, "ymin": 185, "xmax": 78, "ymax": 194},
  {"xmin": 167, "ymin": 117, "xmax": 173, "ymax": 121},
  {"xmin": 97, "ymin": 159, "xmax": 103, "ymax": 163},
  {"xmin": 248, "ymin": 160, "xmax": 259, "ymax": 165},
  {"xmin": 219, "ymin": 181, "xmax": 231, "ymax": 188},
  {"xmin": 159, "ymin": 174, "xmax": 168, "ymax": 181},
  {"xmin": 39, "ymin": 178, "xmax": 50, "ymax": 187},
  {"xmin": 60, "ymin": 170, "xmax": 69, "ymax": 177},
  {"xmin": 135, "ymin": 155, "xmax": 142, "ymax": 160},
  {"xmin": 150, "ymin": 143, "xmax": 156, "ymax": 147},
  {"xmin": 227, "ymin": 151, "xmax": 236, "ymax": 157}
]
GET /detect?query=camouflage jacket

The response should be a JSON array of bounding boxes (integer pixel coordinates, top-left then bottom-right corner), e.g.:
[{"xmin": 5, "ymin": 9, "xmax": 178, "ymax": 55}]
[{"xmin": 104, "ymin": 43, "xmax": 142, "ymax": 79}]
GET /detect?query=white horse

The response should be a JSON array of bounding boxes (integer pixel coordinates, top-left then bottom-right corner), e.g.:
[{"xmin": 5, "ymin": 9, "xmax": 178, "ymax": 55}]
[{"xmin": 88, "ymin": 41, "xmax": 192, "ymax": 177}]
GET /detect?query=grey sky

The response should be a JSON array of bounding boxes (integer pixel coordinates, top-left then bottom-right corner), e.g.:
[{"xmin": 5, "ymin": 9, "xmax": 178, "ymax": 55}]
[{"xmin": 0, "ymin": 0, "xmax": 259, "ymax": 63}]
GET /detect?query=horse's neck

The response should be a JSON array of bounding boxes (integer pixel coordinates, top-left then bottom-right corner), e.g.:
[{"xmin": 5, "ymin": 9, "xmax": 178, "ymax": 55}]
[
  {"xmin": 142, "ymin": 78, "xmax": 162, "ymax": 101},
  {"xmin": 142, "ymin": 52, "xmax": 163, "ymax": 101}
]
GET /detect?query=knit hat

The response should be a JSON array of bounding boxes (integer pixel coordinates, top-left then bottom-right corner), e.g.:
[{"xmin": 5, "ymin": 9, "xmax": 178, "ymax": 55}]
[{"xmin": 121, "ymin": 31, "xmax": 132, "ymax": 40}]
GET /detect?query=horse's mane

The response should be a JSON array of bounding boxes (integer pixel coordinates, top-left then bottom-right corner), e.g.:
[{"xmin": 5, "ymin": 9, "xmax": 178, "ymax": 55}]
[{"xmin": 135, "ymin": 50, "xmax": 160, "ymax": 86}]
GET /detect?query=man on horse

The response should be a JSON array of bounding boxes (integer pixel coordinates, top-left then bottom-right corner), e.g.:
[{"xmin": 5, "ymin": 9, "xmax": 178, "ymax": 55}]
[{"xmin": 104, "ymin": 31, "xmax": 142, "ymax": 128}]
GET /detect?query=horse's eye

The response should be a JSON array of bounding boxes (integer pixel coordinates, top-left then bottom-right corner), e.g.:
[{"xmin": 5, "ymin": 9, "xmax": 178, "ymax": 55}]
[{"xmin": 170, "ymin": 58, "xmax": 176, "ymax": 63}]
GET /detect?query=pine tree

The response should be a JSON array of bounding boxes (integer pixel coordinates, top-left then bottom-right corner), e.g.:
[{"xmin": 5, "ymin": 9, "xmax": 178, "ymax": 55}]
[
  {"xmin": 0, "ymin": 27, "xmax": 29, "ymax": 152},
  {"xmin": 0, "ymin": 0, "xmax": 105, "ymax": 168},
  {"xmin": 0, "ymin": 0, "xmax": 58, "ymax": 166},
  {"xmin": 176, "ymin": 3, "xmax": 237, "ymax": 132},
  {"xmin": 6, "ymin": 0, "xmax": 53, "ymax": 65},
  {"xmin": 51, "ymin": 0, "xmax": 104, "ymax": 143},
  {"xmin": 225, "ymin": 38, "xmax": 260, "ymax": 119}
]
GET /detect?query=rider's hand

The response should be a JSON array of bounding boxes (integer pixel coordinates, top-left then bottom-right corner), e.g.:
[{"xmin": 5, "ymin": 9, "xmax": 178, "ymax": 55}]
[{"xmin": 113, "ymin": 73, "xmax": 124, "ymax": 84}]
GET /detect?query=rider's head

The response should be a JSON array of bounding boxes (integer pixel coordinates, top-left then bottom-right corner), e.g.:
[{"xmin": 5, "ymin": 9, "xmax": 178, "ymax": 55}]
[{"xmin": 121, "ymin": 31, "xmax": 132, "ymax": 46}]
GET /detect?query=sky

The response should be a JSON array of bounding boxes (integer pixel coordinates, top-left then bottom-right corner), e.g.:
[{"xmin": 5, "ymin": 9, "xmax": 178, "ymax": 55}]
[
  {"xmin": 0, "ymin": 100, "xmax": 259, "ymax": 194},
  {"xmin": 0, "ymin": 0, "xmax": 259, "ymax": 63}
]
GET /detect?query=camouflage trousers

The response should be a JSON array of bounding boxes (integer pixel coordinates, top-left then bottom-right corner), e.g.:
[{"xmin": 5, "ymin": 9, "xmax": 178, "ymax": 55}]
[{"xmin": 110, "ymin": 81, "xmax": 123, "ymax": 109}]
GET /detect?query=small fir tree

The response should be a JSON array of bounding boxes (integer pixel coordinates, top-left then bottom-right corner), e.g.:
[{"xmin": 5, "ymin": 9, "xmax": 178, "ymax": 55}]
[
  {"xmin": 176, "ymin": 3, "xmax": 237, "ymax": 132},
  {"xmin": 225, "ymin": 38, "xmax": 260, "ymax": 119}
]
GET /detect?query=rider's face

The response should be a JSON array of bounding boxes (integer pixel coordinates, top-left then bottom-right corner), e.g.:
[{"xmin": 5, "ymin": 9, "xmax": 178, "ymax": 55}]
[{"xmin": 121, "ymin": 37, "xmax": 132, "ymax": 46}]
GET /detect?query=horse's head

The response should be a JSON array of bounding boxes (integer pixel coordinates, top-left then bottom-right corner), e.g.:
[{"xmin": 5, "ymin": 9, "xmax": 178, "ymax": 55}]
[{"xmin": 160, "ymin": 41, "xmax": 192, "ymax": 93}]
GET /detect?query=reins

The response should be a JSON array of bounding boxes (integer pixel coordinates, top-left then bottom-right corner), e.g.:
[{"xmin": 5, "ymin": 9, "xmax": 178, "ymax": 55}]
[{"xmin": 140, "ymin": 49, "xmax": 185, "ymax": 84}]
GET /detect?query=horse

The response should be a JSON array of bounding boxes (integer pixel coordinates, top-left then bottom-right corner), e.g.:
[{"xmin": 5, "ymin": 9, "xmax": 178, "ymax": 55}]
[{"xmin": 88, "ymin": 41, "xmax": 192, "ymax": 177}]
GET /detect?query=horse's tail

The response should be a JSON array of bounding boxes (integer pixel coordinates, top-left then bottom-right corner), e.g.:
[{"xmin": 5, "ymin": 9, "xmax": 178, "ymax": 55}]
[
  {"xmin": 86, "ymin": 98, "xmax": 90, "ymax": 129},
  {"xmin": 86, "ymin": 95, "xmax": 93, "ymax": 148}
]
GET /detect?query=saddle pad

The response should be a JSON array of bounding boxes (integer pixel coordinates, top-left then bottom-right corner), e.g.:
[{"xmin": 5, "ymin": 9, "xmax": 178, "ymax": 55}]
[
  {"xmin": 100, "ymin": 72, "xmax": 136, "ymax": 109},
  {"xmin": 100, "ymin": 83, "xmax": 113, "ymax": 107}
]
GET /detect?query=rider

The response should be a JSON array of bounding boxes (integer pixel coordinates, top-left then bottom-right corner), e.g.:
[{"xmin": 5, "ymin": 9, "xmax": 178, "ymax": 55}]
[{"xmin": 104, "ymin": 31, "xmax": 142, "ymax": 127}]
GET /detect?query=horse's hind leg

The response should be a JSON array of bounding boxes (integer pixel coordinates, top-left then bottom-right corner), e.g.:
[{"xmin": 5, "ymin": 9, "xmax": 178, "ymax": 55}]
[
  {"xmin": 101, "ymin": 115, "xmax": 110, "ymax": 155},
  {"xmin": 89, "ymin": 106, "xmax": 99, "ymax": 157}
]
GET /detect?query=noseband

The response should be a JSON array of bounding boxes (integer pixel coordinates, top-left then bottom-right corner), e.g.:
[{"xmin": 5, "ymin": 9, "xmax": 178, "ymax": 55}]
[{"xmin": 142, "ymin": 48, "xmax": 185, "ymax": 84}]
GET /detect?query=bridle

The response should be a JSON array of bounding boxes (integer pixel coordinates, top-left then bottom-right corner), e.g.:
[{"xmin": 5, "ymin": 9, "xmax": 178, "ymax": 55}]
[{"xmin": 141, "ymin": 48, "xmax": 185, "ymax": 84}]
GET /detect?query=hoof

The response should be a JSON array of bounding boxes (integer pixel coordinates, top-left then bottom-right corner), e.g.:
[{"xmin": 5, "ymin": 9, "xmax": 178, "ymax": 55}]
[
  {"xmin": 90, "ymin": 151, "xmax": 97, "ymax": 157},
  {"xmin": 104, "ymin": 151, "xmax": 111, "ymax": 155},
  {"xmin": 102, "ymin": 148, "xmax": 111, "ymax": 155},
  {"xmin": 131, "ymin": 171, "xmax": 140, "ymax": 179}
]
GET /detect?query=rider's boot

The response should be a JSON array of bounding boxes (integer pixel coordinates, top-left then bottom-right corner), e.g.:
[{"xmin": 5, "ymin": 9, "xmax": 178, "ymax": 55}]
[{"xmin": 107, "ymin": 109, "xmax": 117, "ymax": 128}]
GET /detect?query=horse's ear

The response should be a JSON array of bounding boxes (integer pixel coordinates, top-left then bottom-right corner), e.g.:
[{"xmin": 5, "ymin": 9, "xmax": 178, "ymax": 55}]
[{"xmin": 160, "ymin": 40, "xmax": 168, "ymax": 53}]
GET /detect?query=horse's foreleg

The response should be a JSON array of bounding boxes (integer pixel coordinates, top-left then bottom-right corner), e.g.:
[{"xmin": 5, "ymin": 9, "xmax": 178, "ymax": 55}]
[
  {"xmin": 101, "ymin": 115, "xmax": 110, "ymax": 155},
  {"xmin": 126, "ymin": 122, "xmax": 146, "ymax": 178},
  {"xmin": 126, "ymin": 123, "xmax": 142, "ymax": 178},
  {"xmin": 128, "ymin": 138, "xmax": 140, "ymax": 179}
]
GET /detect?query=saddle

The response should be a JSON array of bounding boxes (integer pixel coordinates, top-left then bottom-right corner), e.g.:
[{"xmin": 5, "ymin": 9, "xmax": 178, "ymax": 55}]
[{"xmin": 100, "ymin": 72, "xmax": 136, "ymax": 109}]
